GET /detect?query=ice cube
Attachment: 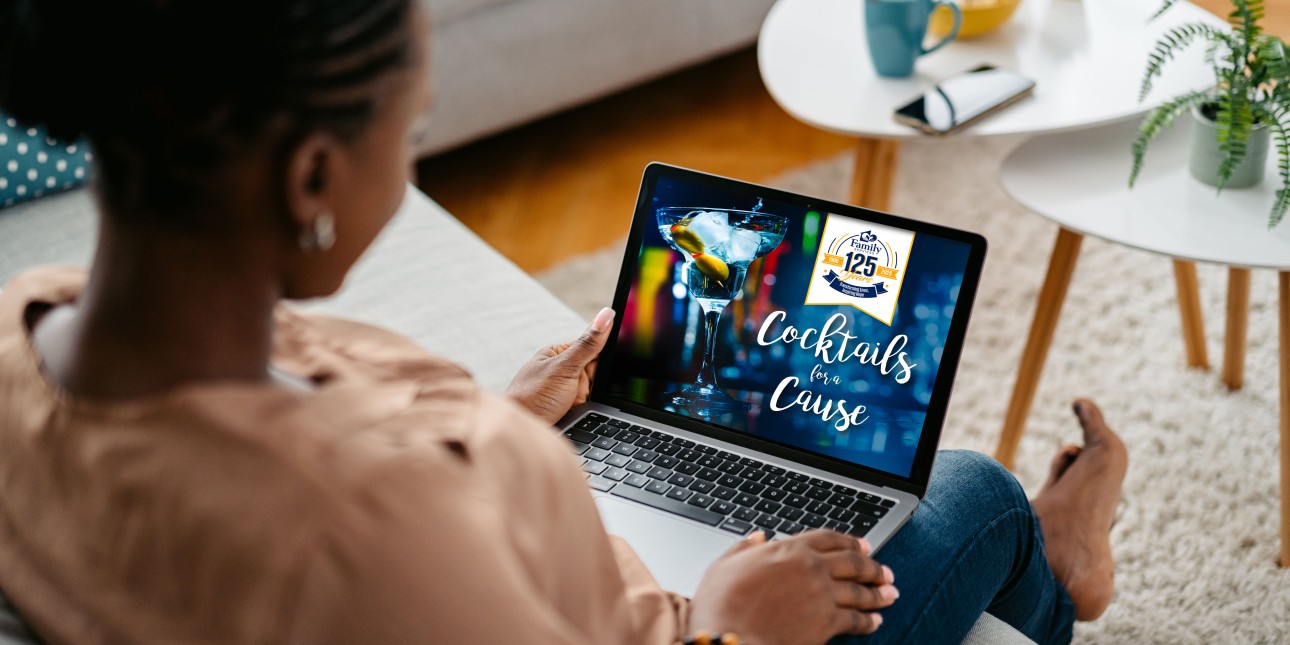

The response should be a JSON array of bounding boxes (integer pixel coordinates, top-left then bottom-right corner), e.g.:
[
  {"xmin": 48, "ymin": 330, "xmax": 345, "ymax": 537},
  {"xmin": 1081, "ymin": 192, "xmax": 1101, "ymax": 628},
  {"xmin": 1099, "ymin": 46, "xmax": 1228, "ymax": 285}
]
[
  {"xmin": 726, "ymin": 228, "xmax": 763, "ymax": 263},
  {"xmin": 684, "ymin": 210, "xmax": 731, "ymax": 249}
]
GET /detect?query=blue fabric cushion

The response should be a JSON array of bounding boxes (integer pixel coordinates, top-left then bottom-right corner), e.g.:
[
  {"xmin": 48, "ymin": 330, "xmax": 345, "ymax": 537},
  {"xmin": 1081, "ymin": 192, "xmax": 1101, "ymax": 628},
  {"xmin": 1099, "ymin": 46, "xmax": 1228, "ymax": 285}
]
[{"xmin": 0, "ymin": 114, "xmax": 91, "ymax": 210}]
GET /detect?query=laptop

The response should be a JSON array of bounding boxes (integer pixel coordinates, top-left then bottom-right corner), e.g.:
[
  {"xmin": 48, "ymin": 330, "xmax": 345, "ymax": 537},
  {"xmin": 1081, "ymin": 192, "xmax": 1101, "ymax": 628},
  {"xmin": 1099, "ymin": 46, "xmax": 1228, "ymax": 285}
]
[{"xmin": 557, "ymin": 163, "xmax": 987, "ymax": 596}]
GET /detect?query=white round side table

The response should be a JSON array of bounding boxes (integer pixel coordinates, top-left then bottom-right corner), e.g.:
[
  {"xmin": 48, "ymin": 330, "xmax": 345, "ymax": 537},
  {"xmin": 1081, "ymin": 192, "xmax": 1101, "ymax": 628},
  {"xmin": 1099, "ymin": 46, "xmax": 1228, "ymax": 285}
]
[{"xmin": 998, "ymin": 117, "xmax": 1290, "ymax": 566}]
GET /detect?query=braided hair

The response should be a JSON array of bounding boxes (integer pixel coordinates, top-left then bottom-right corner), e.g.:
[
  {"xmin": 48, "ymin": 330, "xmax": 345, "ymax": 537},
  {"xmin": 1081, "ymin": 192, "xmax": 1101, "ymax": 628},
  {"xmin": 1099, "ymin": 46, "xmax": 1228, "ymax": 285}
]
[{"xmin": 0, "ymin": 0, "xmax": 416, "ymax": 217}]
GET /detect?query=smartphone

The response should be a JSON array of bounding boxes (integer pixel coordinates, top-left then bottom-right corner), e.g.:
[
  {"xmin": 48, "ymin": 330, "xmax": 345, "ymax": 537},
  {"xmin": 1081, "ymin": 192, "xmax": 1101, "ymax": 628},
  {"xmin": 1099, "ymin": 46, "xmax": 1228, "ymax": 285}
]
[{"xmin": 893, "ymin": 65, "xmax": 1036, "ymax": 136}]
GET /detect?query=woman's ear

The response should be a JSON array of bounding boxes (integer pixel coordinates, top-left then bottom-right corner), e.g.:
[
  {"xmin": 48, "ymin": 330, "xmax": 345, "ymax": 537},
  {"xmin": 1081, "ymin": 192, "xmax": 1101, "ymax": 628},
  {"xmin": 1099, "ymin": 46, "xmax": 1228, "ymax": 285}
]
[{"xmin": 283, "ymin": 131, "xmax": 343, "ymax": 239}]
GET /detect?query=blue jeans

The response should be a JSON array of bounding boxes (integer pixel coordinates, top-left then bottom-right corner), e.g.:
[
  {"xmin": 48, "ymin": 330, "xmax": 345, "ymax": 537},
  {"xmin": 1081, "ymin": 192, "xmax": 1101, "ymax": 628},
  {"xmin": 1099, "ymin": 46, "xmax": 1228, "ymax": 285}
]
[{"xmin": 830, "ymin": 450, "xmax": 1076, "ymax": 645}]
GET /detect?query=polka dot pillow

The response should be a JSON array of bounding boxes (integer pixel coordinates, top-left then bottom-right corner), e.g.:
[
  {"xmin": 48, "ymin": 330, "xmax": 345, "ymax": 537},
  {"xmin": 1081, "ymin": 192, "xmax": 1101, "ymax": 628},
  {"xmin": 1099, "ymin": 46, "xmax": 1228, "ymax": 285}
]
[{"xmin": 1, "ymin": 113, "xmax": 92, "ymax": 210}]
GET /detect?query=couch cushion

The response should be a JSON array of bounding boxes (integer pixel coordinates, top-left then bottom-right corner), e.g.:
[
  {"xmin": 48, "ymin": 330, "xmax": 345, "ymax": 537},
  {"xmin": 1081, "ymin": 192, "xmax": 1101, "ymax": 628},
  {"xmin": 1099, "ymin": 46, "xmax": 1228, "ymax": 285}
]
[{"xmin": 0, "ymin": 116, "xmax": 91, "ymax": 210}]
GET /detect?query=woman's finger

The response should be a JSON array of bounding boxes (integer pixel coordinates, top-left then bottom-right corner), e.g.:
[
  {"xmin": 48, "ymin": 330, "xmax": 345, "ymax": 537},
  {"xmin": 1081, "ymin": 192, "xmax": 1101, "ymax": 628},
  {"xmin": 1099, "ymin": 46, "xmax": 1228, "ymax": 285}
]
[
  {"xmin": 821, "ymin": 548, "xmax": 886, "ymax": 584},
  {"xmin": 795, "ymin": 529, "xmax": 862, "ymax": 553},
  {"xmin": 830, "ymin": 605, "xmax": 884, "ymax": 636},
  {"xmin": 833, "ymin": 580, "xmax": 898, "ymax": 610}
]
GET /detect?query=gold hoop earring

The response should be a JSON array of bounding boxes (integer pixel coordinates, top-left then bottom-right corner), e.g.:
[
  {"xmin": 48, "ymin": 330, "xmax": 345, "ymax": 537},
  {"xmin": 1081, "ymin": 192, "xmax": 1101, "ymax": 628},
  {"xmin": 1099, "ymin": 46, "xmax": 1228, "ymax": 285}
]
[{"xmin": 298, "ymin": 213, "xmax": 336, "ymax": 253}]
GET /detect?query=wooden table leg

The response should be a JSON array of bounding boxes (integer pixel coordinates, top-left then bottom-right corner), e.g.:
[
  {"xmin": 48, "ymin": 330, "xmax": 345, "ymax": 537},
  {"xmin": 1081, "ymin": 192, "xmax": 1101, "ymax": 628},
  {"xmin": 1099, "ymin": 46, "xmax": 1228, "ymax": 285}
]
[
  {"xmin": 1173, "ymin": 260, "xmax": 1210, "ymax": 370},
  {"xmin": 1223, "ymin": 267, "xmax": 1252, "ymax": 390},
  {"xmin": 995, "ymin": 228, "xmax": 1085, "ymax": 470},
  {"xmin": 850, "ymin": 138, "xmax": 901, "ymax": 211},
  {"xmin": 1279, "ymin": 271, "xmax": 1289, "ymax": 567}
]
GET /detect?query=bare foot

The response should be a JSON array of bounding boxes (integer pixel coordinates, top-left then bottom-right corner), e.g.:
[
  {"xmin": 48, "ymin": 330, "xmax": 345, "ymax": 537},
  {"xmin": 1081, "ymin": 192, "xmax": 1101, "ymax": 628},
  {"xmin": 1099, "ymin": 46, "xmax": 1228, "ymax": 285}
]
[{"xmin": 1030, "ymin": 399, "xmax": 1128, "ymax": 621}]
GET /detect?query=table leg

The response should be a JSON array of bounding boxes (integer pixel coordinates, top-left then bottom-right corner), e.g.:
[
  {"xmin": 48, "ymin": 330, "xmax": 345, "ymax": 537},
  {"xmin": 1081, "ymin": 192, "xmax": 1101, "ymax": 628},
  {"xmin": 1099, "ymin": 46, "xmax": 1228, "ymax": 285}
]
[
  {"xmin": 995, "ymin": 228, "xmax": 1085, "ymax": 470},
  {"xmin": 850, "ymin": 138, "xmax": 901, "ymax": 211},
  {"xmin": 1172, "ymin": 260, "xmax": 1210, "ymax": 370},
  {"xmin": 1279, "ymin": 271, "xmax": 1289, "ymax": 567},
  {"xmin": 1222, "ymin": 267, "xmax": 1251, "ymax": 390}
]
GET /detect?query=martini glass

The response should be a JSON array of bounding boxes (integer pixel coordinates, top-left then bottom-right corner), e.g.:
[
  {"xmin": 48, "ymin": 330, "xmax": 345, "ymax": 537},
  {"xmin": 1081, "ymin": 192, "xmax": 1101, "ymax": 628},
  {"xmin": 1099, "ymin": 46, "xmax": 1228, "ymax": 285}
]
[{"xmin": 657, "ymin": 206, "xmax": 789, "ymax": 411}]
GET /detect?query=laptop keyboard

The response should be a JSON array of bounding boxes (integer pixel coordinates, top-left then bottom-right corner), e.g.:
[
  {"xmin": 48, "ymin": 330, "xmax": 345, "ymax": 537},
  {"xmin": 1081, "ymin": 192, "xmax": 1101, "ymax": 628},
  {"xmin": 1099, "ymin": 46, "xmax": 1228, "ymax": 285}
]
[{"xmin": 563, "ymin": 412, "xmax": 896, "ymax": 540}]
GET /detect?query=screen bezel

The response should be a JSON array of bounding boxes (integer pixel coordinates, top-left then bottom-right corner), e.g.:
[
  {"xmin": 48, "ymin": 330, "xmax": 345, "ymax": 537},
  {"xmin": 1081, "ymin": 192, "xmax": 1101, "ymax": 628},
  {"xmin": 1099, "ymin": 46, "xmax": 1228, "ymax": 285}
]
[{"xmin": 590, "ymin": 163, "xmax": 988, "ymax": 498}]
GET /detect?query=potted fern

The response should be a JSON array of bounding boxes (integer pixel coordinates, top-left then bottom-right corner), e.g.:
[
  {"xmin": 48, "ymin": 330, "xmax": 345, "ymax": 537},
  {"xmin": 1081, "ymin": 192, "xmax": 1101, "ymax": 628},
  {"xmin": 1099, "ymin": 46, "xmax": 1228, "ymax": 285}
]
[{"xmin": 1130, "ymin": 0, "xmax": 1290, "ymax": 228}]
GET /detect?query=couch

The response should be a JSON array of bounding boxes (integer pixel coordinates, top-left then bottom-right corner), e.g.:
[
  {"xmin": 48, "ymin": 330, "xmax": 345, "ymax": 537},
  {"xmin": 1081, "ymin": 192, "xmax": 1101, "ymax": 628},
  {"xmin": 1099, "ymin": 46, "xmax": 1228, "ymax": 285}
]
[
  {"xmin": 0, "ymin": 185, "xmax": 1032, "ymax": 644},
  {"xmin": 417, "ymin": 0, "xmax": 777, "ymax": 155}
]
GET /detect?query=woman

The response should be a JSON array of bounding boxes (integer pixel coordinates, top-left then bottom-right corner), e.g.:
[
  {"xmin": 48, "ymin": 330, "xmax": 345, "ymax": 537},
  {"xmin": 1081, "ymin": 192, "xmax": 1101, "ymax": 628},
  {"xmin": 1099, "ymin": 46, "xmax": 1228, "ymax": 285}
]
[{"xmin": 0, "ymin": 1, "xmax": 1127, "ymax": 643}]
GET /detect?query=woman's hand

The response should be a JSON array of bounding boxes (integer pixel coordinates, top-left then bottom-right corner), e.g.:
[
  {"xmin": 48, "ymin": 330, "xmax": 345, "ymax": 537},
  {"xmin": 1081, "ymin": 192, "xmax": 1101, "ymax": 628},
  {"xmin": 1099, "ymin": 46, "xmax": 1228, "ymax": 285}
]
[
  {"xmin": 505, "ymin": 307, "xmax": 615, "ymax": 425},
  {"xmin": 688, "ymin": 530, "xmax": 898, "ymax": 645}
]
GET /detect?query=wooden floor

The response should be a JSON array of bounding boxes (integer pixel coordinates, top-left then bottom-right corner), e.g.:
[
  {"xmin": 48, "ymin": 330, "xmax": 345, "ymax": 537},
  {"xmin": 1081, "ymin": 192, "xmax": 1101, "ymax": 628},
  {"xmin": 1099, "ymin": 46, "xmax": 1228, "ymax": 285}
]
[{"xmin": 416, "ymin": 0, "xmax": 1288, "ymax": 274}]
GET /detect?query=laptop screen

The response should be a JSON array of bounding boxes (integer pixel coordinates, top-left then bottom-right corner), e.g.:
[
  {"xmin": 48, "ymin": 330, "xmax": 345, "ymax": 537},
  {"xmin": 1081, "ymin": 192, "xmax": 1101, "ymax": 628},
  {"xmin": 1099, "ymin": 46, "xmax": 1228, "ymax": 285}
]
[{"xmin": 598, "ymin": 166, "xmax": 982, "ymax": 482}]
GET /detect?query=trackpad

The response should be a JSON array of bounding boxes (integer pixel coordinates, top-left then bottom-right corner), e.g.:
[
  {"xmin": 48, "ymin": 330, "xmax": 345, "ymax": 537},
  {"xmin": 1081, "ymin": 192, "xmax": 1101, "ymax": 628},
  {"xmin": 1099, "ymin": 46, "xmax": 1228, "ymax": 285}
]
[{"xmin": 595, "ymin": 496, "xmax": 738, "ymax": 598}]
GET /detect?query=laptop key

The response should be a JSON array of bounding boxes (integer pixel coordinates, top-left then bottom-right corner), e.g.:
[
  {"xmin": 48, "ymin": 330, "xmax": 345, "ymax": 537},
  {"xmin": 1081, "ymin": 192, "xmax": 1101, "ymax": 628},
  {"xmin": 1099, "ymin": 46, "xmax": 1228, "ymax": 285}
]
[
  {"xmin": 717, "ymin": 450, "xmax": 739, "ymax": 461},
  {"xmin": 858, "ymin": 492, "xmax": 882, "ymax": 505},
  {"xmin": 603, "ymin": 467, "xmax": 629, "ymax": 481},
  {"xmin": 763, "ymin": 464, "xmax": 786, "ymax": 476},
  {"xmin": 644, "ymin": 480, "xmax": 671, "ymax": 495},
  {"xmin": 733, "ymin": 507, "xmax": 758, "ymax": 522},
  {"xmin": 852, "ymin": 500, "xmax": 889, "ymax": 518},
  {"xmin": 801, "ymin": 513, "xmax": 827, "ymax": 528},
  {"xmin": 711, "ymin": 487, "xmax": 736, "ymax": 501},
  {"xmin": 676, "ymin": 463, "xmax": 700, "ymax": 476},
  {"xmin": 592, "ymin": 437, "xmax": 618, "ymax": 450},
  {"xmin": 582, "ymin": 462, "xmax": 608, "ymax": 476},
  {"xmin": 668, "ymin": 473, "xmax": 694, "ymax": 488},
  {"xmin": 717, "ymin": 474, "xmax": 744, "ymax": 489},
  {"xmin": 762, "ymin": 488, "xmax": 786, "ymax": 502},
  {"xmin": 688, "ymin": 494, "xmax": 715, "ymax": 509},
  {"xmin": 697, "ymin": 455, "xmax": 722, "ymax": 469},
  {"xmin": 738, "ymin": 481, "xmax": 766, "ymax": 495},
  {"xmin": 568, "ymin": 442, "xmax": 589, "ymax": 456},
  {"xmin": 879, "ymin": 498, "xmax": 896, "ymax": 508},
  {"xmin": 828, "ymin": 507, "xmax": 856, "ymax": 523},
  {"xmin": 849, "ymin": 518, "xmax": 877, "ymax": 536},
  {"xmin": 607, "ymin": 419, "xmax": 630, "ymax": 429},
  {"xmin": 734, "ymin": 493, "xmax": 759, "ymax": 508},
  {"xmin": 584, "ymin": 448, "xmax": 611, "ymax": 462},
  {"xmin": 806, "ymin": 486, "xmax": 833, "ymax": 501},
  {"xmin": 633, "ymin": 449, "xmax": 659, "ymax": 463},
  {"xmin": 717, "ymin": 461, "xmax": 744, "ymax": 475},
  {"xmin": 586, "ymin": 413, "xmax": 608, "ymax": 423},
  {"xmin": 647, "ymin": 466, "xmax": 672, "ymax": 480},
  {"xmin": 738, "ymin": 457, "xmax": 763, "ymax": 468},
  {"xmin": 833, "ymin": 485, "xmax": 860, "ymax": 497},
  {"xmin": 825, "ymin": 520, "xmax": 846, "ymax": 532},
  {"xmin": 778, "ymin": 521, "xmax": 804, "ymax": 535},
  {"xmin": 592, "ymin": 425, "xmax": 617, "ymax": 437},
  {"xmin": 655, "ymin": 455, "xmax": 680, "ymax": 469},
  {"xmin": 777, "ymin": 506, "xmax": 804, "ymax": 521},
  {"xmin": 783, "ymin": 480, "xmax": 809, "ymax": 494},
  {"xmin": 678, "ymin": 449, "xmax": 702, "ymax": 463},
  {"xmin": 611, "ymin": 482, "xmax": 722, "ymax": 527},
  {"xmin": 785, "ymin": 471, "xmax": 809, "ymax": 482},
  {"xmin": 762, "ymin": 474, "xmax": 787, "ymax": 489},
  {"xmin": 807, "ymin": 501, "xmax": 832, "ymax": 515},
  {"xmin": 604, "ymin": 454, "xmax": 631, "ymax": 468},
  {"xmin": 657, "ymin": 443, "xmax": 681, "ymax": 456},
  {"xmin": 564, "ymin": 428, "xmax": 598, "ymax": 444},
  {"xmin": 711, "ymin": 500, "xmax": 736, "ymax": 515},
  {"xmin": 625, "ymin": 461, "xmax": 651, "ymax": 475},
  {"xmin": 830, "ymin": 492, "xmax": 855, "ymax": 507},
  {"xmin": 696, "ymin": 468, "xmax": 721, "ymax": 482},
  {"xmin": 672, "ymin": 438, "xmax": 695, "ymax": 448},
  {"xmin": 635, "ymin": 437, "xmax": 661, "ymax": 450},
  {"xmin": 754, "ymin": 499, "xmax": 782, "ymax": 514},
  {"xmin": 573, "ymin": 417, "xmax": 598, "ymax": 430},
  {"xmin": 741, "ymin": 467, "xmax": 767, "ymax": 482},
  {"xmin": 689, "ymin": 480, "xmax": 715, "ymax": 494},
  {"xmin": 784, "ymin": 494, "xmax": 809, "ymax": 508},
  {"xmin": 612, "ymin": 443, "xmax": 639, "ymax": 457},
  {"xmin": 755, "ymin": 514, "xmax": 781, "ymax": 530},
  {"xmin": 624, "ymin": 474, "xmax": 650, "ymax": 488},
  {"xmin": 809, "ymin": 478, "xmax": 833, "ymax": 490},
  {"xmin": 719, "ymin": 518, "xmax": 754, "ymax": 535},
  {"xmin": 666, "ymin": 487, "xmax": 693, "ymax": 502},
  {"xmin": 614, "ymin": 430, "xmax": 640, "ymax": 443},
  {"xmin": 587, "ymin": 476, "xmax": 616, "ymax": 492},
  {"xmin": 696, "ymin": 445, "xmax": 717, "ymax": 455}
]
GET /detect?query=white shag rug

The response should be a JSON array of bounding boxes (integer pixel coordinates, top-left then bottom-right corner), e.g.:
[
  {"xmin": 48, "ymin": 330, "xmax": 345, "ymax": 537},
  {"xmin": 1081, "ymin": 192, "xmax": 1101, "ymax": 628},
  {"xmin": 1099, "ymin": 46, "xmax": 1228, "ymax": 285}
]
[{"xmin": 537, "ymin": 137, "xmax": 1290, "ymax": 643}]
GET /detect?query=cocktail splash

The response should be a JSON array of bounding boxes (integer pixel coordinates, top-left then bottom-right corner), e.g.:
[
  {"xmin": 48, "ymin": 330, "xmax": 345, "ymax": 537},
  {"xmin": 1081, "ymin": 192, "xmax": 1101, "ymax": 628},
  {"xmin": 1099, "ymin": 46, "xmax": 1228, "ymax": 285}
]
[{"xmin": 657, "ymin": 202, "xmax": 789, "ymax": 411}]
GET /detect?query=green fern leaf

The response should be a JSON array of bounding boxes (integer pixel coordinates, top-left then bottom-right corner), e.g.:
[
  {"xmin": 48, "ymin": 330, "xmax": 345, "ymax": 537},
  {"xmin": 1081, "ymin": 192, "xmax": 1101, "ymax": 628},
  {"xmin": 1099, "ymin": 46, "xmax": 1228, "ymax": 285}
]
[
  {"xmin": 1140, "ymin": 23, "xmax": 1230, "ymax": 101},
  {"xmin": 1266, "ymin": 105, "xmax": 1290, "ymax": 227},
  {"xmin": 1130, "ymin": 91, "xmax": 1209, "ymax": 187},
  {"xmin": 1216, "ymin": 90, "xmax": 1254, "ymax": 192},
  {"xmin": 1150, "ymin": 0, "xmax": 1184, "ymax": 21}
]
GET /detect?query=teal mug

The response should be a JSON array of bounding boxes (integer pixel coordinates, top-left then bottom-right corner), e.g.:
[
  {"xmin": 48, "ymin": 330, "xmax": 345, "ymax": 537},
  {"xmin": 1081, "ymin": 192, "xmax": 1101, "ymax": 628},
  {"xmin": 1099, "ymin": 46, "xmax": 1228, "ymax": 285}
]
[{"xmin": 865, "ymin": 0, "xmax": 962, "ymax": 78}]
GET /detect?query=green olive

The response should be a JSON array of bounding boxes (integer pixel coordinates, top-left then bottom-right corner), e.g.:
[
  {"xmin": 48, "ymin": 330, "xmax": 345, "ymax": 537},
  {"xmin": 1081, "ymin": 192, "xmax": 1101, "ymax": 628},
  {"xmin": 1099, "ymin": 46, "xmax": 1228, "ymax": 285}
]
[
  {"xmin": 670, "ymin": 224, "xmax": 706, "ymax": 255},
  {"xmin": 694, "ymin": 253, "xmax": 729, "ymax": 282}
]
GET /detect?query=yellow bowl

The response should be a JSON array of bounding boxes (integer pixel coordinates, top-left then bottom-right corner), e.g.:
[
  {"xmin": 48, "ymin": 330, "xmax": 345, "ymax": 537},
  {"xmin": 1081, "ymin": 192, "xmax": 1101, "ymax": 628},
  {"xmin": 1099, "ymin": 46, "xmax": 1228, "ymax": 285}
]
[{"xmin": 929, "ymin": 0, "xmax": 1022, "ymax": 40}]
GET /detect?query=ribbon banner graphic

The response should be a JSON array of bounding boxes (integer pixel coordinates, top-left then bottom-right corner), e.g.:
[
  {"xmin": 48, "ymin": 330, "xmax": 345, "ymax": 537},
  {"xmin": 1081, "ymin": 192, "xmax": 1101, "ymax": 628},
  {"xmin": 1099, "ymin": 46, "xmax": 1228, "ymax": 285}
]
[{"xmin": 804, "ymin": 215, "xmax": 915, "ymax": 325}]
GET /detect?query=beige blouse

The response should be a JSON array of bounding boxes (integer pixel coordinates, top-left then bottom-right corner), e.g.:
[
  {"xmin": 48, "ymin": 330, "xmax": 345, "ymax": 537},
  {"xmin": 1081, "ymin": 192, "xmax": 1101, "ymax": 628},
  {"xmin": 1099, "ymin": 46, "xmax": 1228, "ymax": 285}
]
[{"xmin": 0, "ymin": 268, "xmax": 689, "ymax": 644}]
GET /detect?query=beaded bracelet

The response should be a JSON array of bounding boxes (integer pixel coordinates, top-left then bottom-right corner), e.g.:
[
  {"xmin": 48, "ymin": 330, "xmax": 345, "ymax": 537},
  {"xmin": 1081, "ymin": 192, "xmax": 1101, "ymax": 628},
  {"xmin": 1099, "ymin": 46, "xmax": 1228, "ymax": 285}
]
[{"xmin": 676, "ymin": 630, "xmax": 741, "ymax": 645}]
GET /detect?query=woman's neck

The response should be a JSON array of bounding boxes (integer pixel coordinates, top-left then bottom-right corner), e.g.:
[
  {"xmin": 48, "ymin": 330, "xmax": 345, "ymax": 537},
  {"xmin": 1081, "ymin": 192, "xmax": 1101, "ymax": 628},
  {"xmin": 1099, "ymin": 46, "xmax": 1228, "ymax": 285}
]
[{"xmin": 33, "ymin": 219, "xmax": 284, "ymax": 400}]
